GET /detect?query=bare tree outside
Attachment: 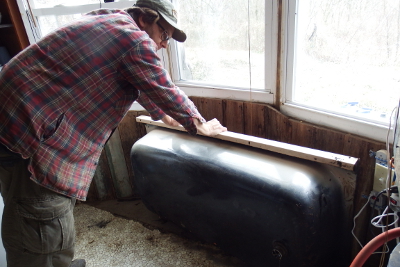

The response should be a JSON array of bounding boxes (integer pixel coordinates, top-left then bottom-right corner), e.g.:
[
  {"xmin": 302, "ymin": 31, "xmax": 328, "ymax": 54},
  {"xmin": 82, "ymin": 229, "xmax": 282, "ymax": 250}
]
[
  {"xmin": 295, "ymin": 0, "xmax": 400, "ymax": 123},
  {"xmin": 175, "ymin": 0, "xmax": 266, "ymax": 90}
]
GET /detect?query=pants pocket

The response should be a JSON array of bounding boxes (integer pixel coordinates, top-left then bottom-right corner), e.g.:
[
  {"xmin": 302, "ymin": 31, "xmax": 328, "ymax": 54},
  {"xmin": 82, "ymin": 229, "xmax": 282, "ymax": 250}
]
[{"xmin": 16, "ymin": 196, "xmax": 75, "ymax": 254}]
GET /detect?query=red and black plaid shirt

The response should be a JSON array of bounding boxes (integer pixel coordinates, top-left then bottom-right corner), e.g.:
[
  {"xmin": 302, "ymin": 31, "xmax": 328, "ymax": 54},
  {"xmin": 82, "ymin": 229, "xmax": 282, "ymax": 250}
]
[{"xmin": 0, "ymin": 9, "xmax": 204, "ymax": 200}]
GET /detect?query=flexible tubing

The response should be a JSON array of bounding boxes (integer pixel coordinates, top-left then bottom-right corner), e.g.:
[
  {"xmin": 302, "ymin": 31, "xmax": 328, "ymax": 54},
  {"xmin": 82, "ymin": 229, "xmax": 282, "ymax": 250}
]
[{"xmin": 350, "ymin": 227, "xmax": 400, "ymax": 267}]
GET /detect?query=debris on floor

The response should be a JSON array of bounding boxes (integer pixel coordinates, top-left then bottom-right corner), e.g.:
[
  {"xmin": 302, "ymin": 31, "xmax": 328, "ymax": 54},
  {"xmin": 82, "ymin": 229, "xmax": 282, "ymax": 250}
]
[{"xmin": 74, "ymin": 204, "xmax": 244, "ymax": 267}]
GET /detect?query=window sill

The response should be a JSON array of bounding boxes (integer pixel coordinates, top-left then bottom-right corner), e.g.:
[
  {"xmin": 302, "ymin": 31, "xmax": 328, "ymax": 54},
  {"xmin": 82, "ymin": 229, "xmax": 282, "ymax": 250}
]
[
  {"xmin": 280, "ymin": 102, "xmax": 390, "ymax": 143},
  {"xmin": 175, "ymin": 82, "xmax": 274, "ymax": 103}
]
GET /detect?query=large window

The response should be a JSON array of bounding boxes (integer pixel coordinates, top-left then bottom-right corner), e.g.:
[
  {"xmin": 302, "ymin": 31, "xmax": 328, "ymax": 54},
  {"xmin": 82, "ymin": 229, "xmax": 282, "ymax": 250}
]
[
  {"xmin": 168, "ymin": 0, "xmax": 276, "ymax": 103},
  {"xmin": 172, "ymin": 0, "xmax": 266, "ymax": 90},
  {"xmin": 283, "ymin": 0, "xmax": 400, "ymax": 140}
]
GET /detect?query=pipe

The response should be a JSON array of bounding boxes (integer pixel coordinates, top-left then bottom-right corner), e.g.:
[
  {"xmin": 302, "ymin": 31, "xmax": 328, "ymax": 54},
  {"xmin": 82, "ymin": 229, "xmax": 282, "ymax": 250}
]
[{"xmin": 350, "ymin": 227, "xmax": 400, "ymax": 267}]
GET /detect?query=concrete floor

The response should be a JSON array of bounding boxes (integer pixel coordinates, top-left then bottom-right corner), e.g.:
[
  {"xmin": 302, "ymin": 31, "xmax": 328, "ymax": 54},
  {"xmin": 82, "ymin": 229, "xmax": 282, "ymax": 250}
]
[{"xmin": 75, "ymin": 200, "xmax": 245, "ymax": 267}]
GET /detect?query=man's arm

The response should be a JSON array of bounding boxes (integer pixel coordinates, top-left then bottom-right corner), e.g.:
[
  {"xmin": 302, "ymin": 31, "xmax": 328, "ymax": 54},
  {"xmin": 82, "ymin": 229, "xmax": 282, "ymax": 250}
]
[
  {"xmin": 138, "ymin": 92, "xmax": 226, "ymax": 134},
  {"xmin": 120, "ymin": 38, "xmax": 226, "ymax": 136}
]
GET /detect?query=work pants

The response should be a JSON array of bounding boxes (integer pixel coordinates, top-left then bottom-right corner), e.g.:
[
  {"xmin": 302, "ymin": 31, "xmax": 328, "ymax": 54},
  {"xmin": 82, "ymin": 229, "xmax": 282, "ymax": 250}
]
[{"xmin": 0, "ymin": 144, "xmax": 76, "ymax": 267}]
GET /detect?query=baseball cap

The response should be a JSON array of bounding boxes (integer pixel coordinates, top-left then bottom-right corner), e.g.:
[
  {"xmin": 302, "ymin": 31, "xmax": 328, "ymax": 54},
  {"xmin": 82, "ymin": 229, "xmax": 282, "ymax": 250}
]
[{"xmin": 135, "ymin": 0, "xmax": 187, "ymax": 42}]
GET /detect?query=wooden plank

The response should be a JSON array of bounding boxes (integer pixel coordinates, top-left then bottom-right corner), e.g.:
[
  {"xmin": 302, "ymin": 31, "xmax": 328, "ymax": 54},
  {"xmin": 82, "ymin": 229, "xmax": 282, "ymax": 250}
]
[
  {"xmin": 314, "ymin": 126, "xmax": 345, "ymax": 154},
  {"xmin": 223, "ymin": 100, "xmax": 244, "ymax": 134},
  {"xmin": 244, "ymin": 102, "xmax": 267, "ymax": 138},
  {"xmin": 288, "ymin": 118, "xmax": 346, "ymax": 154},
  {"xmin": 264, "ymin": 105, "xmax": 291, "ymax": 143},
  {"xmin": 290, "ymin": 119, "xmax": 317, "ymax": 149},
  {"xmin": 190, "ymin": 97, "xmax": 224, "ymax": 123},
  {"xmin": 136, "ymin": 115, "xmax": 359, "ymax": 171},
  {"xmin": 104, "ymin": 128, "xmax": 134, "ymax": 199}
]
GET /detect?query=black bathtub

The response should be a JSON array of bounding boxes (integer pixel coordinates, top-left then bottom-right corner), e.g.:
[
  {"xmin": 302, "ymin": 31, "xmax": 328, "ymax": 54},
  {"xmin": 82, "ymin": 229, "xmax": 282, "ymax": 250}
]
[{"xmin": 131, "ymin": 127, "xmax": 354, "ymax": 267}]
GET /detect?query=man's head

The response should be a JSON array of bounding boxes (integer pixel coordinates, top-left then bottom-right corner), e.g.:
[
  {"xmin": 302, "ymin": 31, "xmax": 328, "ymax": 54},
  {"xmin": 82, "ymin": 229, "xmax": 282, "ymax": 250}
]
[
  {"xmin": 135, "ymin": 0, "xmax": 186, "ymax": 42},
  {"xmin": 125, "ymin": 0, "xmax": 186, "ymax": 49}
]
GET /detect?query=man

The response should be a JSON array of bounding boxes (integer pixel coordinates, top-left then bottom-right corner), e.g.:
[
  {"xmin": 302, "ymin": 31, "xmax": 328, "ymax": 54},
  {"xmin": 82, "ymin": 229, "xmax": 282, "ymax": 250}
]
[{"xmin": 0, "ymin": 0, "xmax": 227, "ymax": 266}]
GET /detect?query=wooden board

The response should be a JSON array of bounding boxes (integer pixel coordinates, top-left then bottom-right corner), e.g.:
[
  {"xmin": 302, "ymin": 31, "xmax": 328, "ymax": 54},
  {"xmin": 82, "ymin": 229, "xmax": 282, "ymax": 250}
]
[
  {"xmin": 190, "ymin": 97, "xmax": 224, "ymax": 123},
  {"xmin": 136, "ymin": 115, "xmax": 359, "ymax": 171},
  {"xmin": 265, "ymin": 105, "xmax": 291, "ymax": 142},
  {"xmin": 244, "ymin": 102, "xmax": 267, "ymax": 138},
  {"xmin": 223, "ymin": 100, "xmax": 244, "ymax": 134}
]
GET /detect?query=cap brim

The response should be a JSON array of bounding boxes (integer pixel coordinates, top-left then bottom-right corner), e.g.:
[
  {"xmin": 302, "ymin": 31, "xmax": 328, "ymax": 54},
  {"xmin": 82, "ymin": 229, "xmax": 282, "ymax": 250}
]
[{"xmin": 158, "ymin": 12, "xmax": 186, "ymax": 42}]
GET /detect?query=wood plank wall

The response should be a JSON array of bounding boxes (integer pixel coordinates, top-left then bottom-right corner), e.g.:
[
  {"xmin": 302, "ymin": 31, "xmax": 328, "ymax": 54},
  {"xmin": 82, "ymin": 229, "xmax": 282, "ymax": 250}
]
[{"xmin": 88, "ymin": 97, "xmax": 386, "ymax": 264}]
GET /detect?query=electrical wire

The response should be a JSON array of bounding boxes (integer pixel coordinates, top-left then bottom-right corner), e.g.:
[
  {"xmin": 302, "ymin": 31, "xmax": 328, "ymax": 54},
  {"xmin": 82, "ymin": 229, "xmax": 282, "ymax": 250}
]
[
  {"xmin": 352, "ymin": 194, "xmax": 373, "ymax": 248},
  {"xmin": 371, "ymin": 186, "xmax": 399, "ymax": 212},
  {"xmin": 353, "ymin": 186, "xmax": 399, "ymax": 256},
  {"xmin": 371, "ymin": 206, "xmax": 399, "ymax": 229}
]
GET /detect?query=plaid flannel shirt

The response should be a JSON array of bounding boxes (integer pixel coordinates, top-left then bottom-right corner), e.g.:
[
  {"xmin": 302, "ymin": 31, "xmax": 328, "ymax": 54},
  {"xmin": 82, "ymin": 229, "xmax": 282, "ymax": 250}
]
[{"xmin": 0, "ymin": 9, "xmax": 204, "ymax": 200}]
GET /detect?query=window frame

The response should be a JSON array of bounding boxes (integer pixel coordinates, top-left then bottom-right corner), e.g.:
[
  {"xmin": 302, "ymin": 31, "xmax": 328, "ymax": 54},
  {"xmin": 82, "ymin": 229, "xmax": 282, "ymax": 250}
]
[
  {"xmin": 279, "ymin": 0, "xmax": 391, "ymax": 143},
  {"xmin": 17, "ymin": 0, "xmax": 137, "ymax": 42},
  {"xmin": 167, "ymin": 0, "xmax": 277, "ymax": 104}
]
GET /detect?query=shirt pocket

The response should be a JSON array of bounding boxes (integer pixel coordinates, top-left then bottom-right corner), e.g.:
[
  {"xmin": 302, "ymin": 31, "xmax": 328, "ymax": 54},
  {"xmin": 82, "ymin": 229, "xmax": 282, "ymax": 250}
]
[{"xmin": 41, "ymin": 113, "xmax": 65, "ymax": 143}]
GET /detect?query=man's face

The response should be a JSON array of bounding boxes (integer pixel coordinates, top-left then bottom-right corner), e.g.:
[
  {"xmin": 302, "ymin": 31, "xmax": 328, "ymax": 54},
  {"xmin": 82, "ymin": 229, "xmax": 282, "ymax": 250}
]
[{"xmin": 143, "ymin": 18, "xmax": 174, "ymax": 50}]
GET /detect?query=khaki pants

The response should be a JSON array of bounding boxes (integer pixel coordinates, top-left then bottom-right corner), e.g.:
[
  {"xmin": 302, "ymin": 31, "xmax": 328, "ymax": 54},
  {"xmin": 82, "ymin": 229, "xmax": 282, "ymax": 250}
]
[{"xmin": 0, "ymin": 144, "xmax": 76, "ymax": 267}]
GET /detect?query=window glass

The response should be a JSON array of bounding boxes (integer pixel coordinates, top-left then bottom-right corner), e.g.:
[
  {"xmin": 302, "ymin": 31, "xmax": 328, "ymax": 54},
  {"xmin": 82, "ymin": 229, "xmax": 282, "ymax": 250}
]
[
  {"xmin": 29, "ymin": 0, "xmax": 135, "ymax": 37},
  {"xmin": 37, "ymin": 14, "xmax": 83, "ymax": 36},
  {"xmin": 175, "ymin": 0, "xmax": 265, "ymax": 90},
  {"xmin": 31, "ymin": 0, "xmax": 100, "ymax": 9},
  {"xmin": 293, "ymin": 0, "xmax": 400, "ymax": 124}
]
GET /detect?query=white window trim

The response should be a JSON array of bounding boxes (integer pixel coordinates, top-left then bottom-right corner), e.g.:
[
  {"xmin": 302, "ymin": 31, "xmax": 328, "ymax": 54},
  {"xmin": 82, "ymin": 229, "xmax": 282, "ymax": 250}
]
[
  {"xmin": 167, "ymin": 0, "xmax": 277, "ymax": 103},
  {"xmin": 280, "ymin": 0, "xmax": 392, "ymax": 143},
  {"xmin": 21, "ymin": 0, "xmax": 137, "ymax": 41},
  {"xmin": 30, "ymin": 1, "xmax": 137, "ymax": 17}
]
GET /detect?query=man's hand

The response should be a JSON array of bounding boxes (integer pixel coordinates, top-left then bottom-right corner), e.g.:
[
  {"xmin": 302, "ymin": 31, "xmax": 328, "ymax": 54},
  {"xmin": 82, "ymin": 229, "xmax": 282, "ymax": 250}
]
[
  {"xmin": 161, "ymin": 115, "xmax": 181, "ymax": 127},
  {"xmin": 194, "ymin": 118, "xmax": 227, "ymax": 136}
]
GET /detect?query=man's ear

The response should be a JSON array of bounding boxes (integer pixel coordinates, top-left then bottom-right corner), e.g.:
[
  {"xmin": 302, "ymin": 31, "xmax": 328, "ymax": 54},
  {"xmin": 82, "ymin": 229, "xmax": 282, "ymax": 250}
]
[{"xmin": 137, "ymin": 15, "xmax": 146, "ymax": 30}]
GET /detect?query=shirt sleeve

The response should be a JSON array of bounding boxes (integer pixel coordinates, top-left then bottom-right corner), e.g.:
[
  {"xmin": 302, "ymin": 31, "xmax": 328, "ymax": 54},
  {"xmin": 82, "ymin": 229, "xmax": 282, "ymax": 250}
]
[
  {"xmin": 120, "ymin": 37, "xmax": 205, "ymax": 135},
  {"xmin": 136, "ymin": 91, "xmax": 166, "ymax": 121}
]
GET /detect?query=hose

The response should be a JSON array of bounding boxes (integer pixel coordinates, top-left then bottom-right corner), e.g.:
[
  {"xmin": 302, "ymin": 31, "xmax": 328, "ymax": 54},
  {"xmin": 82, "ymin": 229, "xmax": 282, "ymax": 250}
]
[{"xmin": 350, "ymin": 227, "xmax": 400, "ymax": 267}]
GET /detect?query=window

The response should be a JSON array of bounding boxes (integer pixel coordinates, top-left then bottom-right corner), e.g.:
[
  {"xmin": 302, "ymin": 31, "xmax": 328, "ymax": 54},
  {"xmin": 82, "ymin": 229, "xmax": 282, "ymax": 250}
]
[
  {"xmin": 169, "ymin": 0, "xmax": 276, "ymax": 103},
  {"xmin": 282, "ymin": 0, "xmax": 400, "ymax": 141},
  {"xmin": 18, "ymin": 0, "xmax": 136, "ymax": 41},
  {"xmin": 172, "ymin": 0, "xmax": 266, "ymax": 90}
]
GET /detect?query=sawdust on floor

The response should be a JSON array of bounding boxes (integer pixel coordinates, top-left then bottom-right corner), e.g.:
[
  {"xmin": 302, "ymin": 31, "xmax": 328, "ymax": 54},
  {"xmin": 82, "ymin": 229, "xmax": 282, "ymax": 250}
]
[{"xmin": 74, "ymin": 203, "xmax": 244, "ymax": 267}]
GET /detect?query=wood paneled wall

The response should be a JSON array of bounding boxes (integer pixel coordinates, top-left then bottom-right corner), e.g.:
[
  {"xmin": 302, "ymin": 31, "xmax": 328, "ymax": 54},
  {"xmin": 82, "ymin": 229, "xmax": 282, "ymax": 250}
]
[{"xmin": 88, "ymin": 97, "xmax": 386, "ymax": 263}]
